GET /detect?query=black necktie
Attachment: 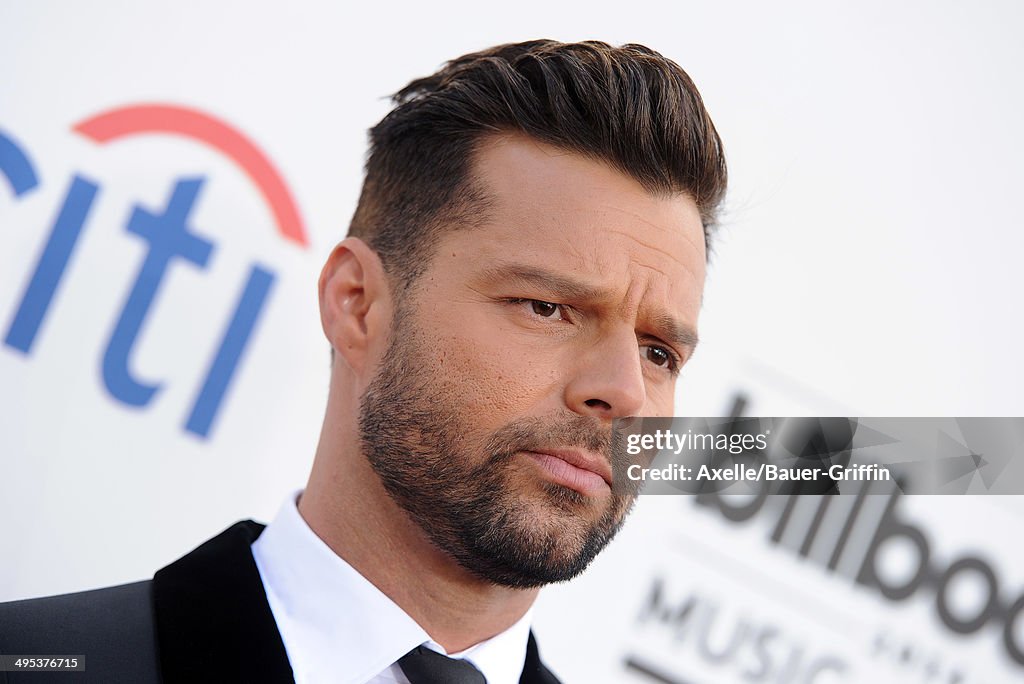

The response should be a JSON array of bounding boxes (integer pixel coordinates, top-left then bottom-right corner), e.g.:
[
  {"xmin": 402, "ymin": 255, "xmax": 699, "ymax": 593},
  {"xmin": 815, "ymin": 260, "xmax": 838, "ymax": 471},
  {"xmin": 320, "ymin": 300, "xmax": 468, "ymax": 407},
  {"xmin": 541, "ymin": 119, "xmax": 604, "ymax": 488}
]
[{"xmin": 398, "ymin": 645, "xmax": 487, "ymax": 684}]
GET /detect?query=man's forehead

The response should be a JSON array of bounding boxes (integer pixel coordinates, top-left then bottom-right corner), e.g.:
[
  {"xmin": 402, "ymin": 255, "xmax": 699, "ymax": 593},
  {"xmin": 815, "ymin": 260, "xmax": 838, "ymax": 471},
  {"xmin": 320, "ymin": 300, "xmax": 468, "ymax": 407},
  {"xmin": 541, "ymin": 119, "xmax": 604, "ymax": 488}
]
[
  {"xmin": 471, "ymin": 133, "xmax": 703, "ymax": 241},
  {"xmin": 461, "ymin": 132, "xmax": 707, "ymax": 307},
  {"xmin": 473, "ymin": 132, "xmax": 655, "ymax": 206}
]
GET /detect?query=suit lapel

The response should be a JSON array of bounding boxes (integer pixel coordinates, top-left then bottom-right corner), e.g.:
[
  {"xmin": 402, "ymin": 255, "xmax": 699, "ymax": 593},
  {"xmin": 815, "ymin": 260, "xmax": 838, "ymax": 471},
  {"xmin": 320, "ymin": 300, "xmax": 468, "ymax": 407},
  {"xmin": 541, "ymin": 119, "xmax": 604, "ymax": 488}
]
[
  {"xmin": 152, "ymin": 520, "xmax": 294, "ymax": 683},
  {"xmin": 521, "ymin": 631, "xmax": 562, "ymax": 684}
]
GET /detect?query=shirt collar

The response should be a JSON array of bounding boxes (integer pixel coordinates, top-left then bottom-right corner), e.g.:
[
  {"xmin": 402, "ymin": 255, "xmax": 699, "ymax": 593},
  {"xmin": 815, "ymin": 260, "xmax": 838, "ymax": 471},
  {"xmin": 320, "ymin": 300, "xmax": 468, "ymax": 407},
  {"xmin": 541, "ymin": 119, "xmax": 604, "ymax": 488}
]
[{"xmin": 252, "ymin": 491, "xmax": 532, "ymax": 684}]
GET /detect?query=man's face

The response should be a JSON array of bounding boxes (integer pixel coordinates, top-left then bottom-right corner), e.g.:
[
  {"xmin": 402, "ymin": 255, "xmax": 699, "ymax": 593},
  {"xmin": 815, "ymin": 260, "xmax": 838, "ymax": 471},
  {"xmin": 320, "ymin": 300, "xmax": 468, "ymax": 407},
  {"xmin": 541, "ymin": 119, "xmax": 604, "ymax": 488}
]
[{"xmin": 358, "ymin": 133, "xmax": 706, "ymax": 588}]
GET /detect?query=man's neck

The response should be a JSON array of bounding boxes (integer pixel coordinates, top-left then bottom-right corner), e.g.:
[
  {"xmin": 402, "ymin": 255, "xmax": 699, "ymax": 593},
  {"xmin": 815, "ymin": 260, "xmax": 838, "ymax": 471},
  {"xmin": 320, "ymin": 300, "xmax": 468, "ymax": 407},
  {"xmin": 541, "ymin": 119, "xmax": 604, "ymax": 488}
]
[{"xmin": 298, "ymin": 451, "xmax": 539, "ymax": 653}]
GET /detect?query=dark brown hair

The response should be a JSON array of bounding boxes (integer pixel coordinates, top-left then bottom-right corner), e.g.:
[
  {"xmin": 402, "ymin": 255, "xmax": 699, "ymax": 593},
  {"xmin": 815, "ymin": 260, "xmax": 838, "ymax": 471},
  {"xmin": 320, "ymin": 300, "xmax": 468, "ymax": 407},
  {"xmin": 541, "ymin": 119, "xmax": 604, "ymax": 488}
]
[{"xmin": 348, "ymin": 39, "xmax": 727, "ymax": 289}]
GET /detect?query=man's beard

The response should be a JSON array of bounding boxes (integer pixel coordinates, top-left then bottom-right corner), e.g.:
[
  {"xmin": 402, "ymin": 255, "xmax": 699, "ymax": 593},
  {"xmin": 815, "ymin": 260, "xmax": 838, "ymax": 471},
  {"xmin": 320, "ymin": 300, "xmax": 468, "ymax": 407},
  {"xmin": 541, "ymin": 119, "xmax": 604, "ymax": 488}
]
[{"xmin": 357, "ymin": 307, "xmax": 635, "ymax": 589}]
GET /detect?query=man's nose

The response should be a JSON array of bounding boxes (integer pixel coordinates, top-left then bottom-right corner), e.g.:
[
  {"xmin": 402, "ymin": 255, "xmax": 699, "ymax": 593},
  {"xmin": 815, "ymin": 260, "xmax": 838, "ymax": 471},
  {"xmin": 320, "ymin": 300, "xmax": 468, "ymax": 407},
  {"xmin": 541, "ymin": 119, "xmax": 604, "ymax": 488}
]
[{"xmin": 563, "ymin": 330, "xmax": 647, "ymax": 420}]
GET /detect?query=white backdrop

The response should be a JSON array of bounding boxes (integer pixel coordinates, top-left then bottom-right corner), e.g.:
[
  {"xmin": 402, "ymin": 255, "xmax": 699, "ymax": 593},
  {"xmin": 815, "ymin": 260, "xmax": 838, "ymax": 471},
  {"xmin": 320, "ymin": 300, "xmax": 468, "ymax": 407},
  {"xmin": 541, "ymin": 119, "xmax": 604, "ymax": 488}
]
[{"xmin": 2, "ymin": 2, "xmax": 1022, "ymax": 682}]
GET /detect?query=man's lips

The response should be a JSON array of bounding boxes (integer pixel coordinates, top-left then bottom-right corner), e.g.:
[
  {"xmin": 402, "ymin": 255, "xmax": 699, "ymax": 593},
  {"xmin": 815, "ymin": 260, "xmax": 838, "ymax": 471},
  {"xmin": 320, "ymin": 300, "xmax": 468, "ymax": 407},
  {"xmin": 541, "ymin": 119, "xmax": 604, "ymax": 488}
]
[{"xmin": 522, "ymin": 447, "xmax": 612, "ymax": 496}]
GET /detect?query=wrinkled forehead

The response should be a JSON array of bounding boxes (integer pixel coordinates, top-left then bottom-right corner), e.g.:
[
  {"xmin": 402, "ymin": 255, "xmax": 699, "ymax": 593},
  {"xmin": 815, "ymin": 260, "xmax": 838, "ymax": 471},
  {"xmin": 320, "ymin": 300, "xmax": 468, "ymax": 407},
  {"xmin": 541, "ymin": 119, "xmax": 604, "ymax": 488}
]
[{"xmin": 459, "ymin": 133, "xmax": 707, "ymax": 311}]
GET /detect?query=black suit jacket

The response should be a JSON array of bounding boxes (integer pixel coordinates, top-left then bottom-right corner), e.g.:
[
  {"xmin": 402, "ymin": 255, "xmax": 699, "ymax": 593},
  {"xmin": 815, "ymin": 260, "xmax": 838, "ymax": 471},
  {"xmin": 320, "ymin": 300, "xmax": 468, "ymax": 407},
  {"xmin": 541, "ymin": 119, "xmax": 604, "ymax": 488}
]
[{"xmin": 0, "ymin": 521, "xmax": 562, "ymax": 683}]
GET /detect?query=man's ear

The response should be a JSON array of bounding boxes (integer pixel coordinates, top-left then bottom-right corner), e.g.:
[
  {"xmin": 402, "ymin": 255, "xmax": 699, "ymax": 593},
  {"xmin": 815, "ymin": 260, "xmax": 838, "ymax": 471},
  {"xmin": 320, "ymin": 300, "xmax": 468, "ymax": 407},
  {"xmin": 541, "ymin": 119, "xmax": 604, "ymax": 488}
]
[{"xmin": 318, "ymin": 237, "xmax": 391, "ymax": 373}]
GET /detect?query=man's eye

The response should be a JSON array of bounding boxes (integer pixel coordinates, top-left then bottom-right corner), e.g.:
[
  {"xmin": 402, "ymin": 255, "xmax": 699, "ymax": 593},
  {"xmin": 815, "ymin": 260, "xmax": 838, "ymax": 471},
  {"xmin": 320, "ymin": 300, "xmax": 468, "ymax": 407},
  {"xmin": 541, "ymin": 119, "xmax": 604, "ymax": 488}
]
[
  {"xmin": 642, "ymin": 344, "xmax": 679, "ymax": 373},
  {"xmin": 509, "ymin": 298, "xmax": 567, "ymax": 321},
  {"xmin": 530, "ymin": 300, "xmax": 560, "ymax": 318}
]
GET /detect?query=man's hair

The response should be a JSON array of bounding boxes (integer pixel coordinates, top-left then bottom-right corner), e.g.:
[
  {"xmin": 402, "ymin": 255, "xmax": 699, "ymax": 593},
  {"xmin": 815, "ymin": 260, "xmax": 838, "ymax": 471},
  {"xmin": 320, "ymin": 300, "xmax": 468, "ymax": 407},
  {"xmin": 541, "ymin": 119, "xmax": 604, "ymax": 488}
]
[{"xmin": 348, "ymin": 39, "xmax": 728, "ymax": 290}]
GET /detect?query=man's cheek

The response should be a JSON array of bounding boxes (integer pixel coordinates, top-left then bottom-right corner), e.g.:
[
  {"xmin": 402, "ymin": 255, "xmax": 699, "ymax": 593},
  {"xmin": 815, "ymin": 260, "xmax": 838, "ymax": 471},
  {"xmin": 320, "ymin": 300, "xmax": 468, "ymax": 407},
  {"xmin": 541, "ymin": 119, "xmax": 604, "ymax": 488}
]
[
  {"xmin": 450, "ymin": 340, "xmax": 558, "ymax": 415},
  {"xmin": 646, "ymin": 381, "xmax": 675, "ymax": 417}
]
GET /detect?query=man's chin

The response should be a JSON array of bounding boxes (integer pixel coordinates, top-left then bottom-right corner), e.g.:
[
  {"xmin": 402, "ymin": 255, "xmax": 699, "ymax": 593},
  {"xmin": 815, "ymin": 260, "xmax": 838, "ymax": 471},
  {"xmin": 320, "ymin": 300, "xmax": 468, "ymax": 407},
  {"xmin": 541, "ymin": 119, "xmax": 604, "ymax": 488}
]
[{"xmin": 487, "ymin": 495, "xmax": 629, "ymax": 583}]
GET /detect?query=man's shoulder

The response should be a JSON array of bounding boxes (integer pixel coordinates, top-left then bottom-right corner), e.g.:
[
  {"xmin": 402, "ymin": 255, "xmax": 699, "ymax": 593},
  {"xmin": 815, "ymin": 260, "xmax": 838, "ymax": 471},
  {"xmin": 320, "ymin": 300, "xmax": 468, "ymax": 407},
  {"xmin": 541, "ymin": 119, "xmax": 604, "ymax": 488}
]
[
  {"xmin": 0, "ymin": 580, "xmax": 154, "ymax": 639},
  {"xmin": 0, "ymin": 581, "xmax": 158, "ymax": 683},
  {"xmin": 0, "ymin": 520, "xmax": 271, "ymax": 684}
]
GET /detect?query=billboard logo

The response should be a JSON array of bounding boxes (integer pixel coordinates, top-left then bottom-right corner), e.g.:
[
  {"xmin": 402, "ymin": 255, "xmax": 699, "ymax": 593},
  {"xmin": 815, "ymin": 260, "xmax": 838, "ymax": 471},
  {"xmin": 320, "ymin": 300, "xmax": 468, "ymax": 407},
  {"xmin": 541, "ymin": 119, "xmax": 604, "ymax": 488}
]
[
  {"xmin": 1, "ymin": 104, "xmax": 308, "ymax": 438},
  {"xmin": 697, "ymin": 469, "xmax": 1024, "ymax": 669}
]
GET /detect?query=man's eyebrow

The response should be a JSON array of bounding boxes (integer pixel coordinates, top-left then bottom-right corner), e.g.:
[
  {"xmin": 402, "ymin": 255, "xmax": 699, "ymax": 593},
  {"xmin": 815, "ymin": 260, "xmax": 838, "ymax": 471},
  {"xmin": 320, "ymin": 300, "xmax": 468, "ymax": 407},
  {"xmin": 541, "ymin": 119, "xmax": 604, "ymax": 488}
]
[
  {"xmin": 649, "ymin": 313, "xmax": 700, "ymax": 354},
  {"xmin": 477, "ymin": 261, "xmax": 700, "ymax": 353},
  {"xmin": 477, "ymin": 262, "xmax": 607, "ymax": 301}
]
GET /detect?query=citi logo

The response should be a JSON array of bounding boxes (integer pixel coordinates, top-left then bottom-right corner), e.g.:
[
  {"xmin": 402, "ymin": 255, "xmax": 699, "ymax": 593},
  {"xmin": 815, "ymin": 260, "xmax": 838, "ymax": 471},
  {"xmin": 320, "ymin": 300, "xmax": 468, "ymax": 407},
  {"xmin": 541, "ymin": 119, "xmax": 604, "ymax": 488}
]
[{"xmin": 1, "ymin": 104, "xmax": 308, "ymax": 438}]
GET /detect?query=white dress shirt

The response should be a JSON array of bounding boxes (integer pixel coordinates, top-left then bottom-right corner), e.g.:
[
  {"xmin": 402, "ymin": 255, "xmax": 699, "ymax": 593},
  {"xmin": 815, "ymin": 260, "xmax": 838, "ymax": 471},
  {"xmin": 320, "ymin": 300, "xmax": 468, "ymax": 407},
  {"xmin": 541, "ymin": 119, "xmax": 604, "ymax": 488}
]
[{"xmin": 251, "ymin": 491, "xmax": 533, "ymax": 684}]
